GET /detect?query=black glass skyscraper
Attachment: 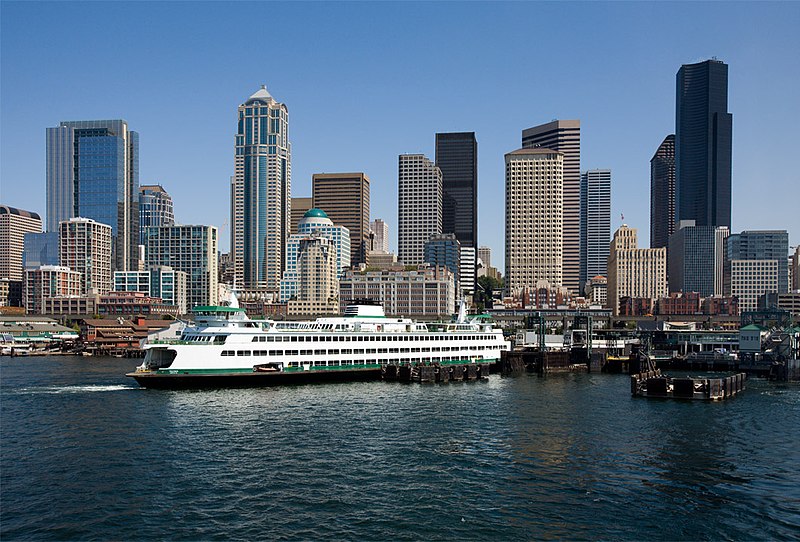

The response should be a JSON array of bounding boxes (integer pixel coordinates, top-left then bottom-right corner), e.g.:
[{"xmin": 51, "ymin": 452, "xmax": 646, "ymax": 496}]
[
  {"xmin": 650, "ymin": 134, "xmax": 675, "ymax": 249},
  {"xmin": 435, "ymin": 132, "xmax": 477, "ymax": 248},
  {"xmin": 675, "ymin": 59, "xmax": 732, "ymax": 229}
]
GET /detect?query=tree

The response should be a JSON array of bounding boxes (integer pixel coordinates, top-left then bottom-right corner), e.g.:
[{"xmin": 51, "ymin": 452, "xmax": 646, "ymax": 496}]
[{"xmin": 476, "ymin": 276, "xmax": 504, "ymax": 310}]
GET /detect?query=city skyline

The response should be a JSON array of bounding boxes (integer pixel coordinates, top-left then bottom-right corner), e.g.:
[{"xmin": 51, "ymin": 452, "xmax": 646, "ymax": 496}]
[{"xmin": 2, "ymin": 2, "xmax": 799, "ymax": 260}]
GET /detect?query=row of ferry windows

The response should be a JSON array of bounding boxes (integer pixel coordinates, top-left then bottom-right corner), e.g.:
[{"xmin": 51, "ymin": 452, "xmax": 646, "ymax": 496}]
[
  {"xmin": 282, "ymin": 357, "xmax": 485, "ymax": 368},
  {"xmin": 250, "ymin": 334, "xmax": 495, "ymax": 343},
  {"xmin": 221, "ymin": 345, "xmax": 504, "ymax": 357}
]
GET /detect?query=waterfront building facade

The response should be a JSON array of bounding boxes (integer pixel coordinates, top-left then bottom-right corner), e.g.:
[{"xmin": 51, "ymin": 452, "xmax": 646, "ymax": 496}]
[
  {"xmin": 435, "ymin": 132, "xmax": 477, "ymax": 250},
  {"xmin": 650, "ymin": 134, "xmax": 676, "ymax": 249},
  {"xmin": 607, "ymin": 225, "xmax": 667, "ymax": 316},
  {"xmin": 46, "ymin": 120, "xmax": 139, "ymax": 271},
  {"xmin": 138, "ymin": 185, "xmax": 174, "ymax": 243},
  {"xmin": 339, "ymin": 264, "xmax": 455, "ymax": 317},
  {"xmin": 59, "ymin": 217, "xmax": 113, "ymax": 295},
  {"xmin": 114, "ymin": 266, "xmax": 188, "ymax": 315},
  {"xmin": 280, "ymin": 209, "xmax": 350, "ymax": 302},
  {"xmin": 504, "ymin": 148, "xmax": 563, "ymax": 298},
  {"xmin": 291, "ymin": 197, "xmax": 313, "ymax": 234},
  {"xmin": 675, "ymin": 59, "xmax": 732, "ymax": 228},
  {"xmin": 312, "ymin": 173, "xmax": 370, "ymax": 267},
  {"xmin": 98, "ymin": 291, "xmax": 179, "ymax": 317},
  {"xmin": 579, "ymin": 169, "xmax": 611, "ymax": 292},
  {"xmin": 0, "ymin": 206, "xmax": 43, "ymax": 306},
  {"xmin": 23, "ymin": 265, "xmax": 82, "ymax": 314},
  {"xmin": 232, "ymin": 86, "xmax": 291, "ymax": 291},
  {"xmin": 143, "ymin": 225, "xmax": 218, "ymax": 308},
  {"xmin": 286, "ymin": 234, "xmax": 340, "ymax": 316},
  {"xmin": 521, "ymin": 120, "xmax": 580, "ymax": 293},
  {"xmin": 370, "ymin": 219, "xmax": 390, "ymax": 253},
  {"xmin": 397, "ymin": 154, "xmax": 442, "ymax": 265},
  {"xmin": 668, "ymin": 221, "xmax": 729, "ymax": 296}
]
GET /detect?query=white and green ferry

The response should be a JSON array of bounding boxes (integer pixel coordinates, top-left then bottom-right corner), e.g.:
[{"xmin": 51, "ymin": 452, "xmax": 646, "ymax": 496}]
[{"xmin": 127, "ymin": 298, "xmax": 509, "ymax": 388}]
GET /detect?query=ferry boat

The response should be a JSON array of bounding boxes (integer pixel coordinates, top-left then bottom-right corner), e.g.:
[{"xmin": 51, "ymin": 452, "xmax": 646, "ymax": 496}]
[{"xmin": 127, "ymin": 298, "xmax": 509, "ymax": 389}]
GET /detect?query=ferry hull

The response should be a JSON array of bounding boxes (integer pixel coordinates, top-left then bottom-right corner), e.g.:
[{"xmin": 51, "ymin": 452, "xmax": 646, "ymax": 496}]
[{"xmin": 127, "ymin": 367, "xmax": 382, "ymax": 389}]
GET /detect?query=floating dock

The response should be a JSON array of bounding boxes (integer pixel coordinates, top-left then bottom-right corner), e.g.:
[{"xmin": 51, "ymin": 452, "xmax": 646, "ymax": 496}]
[{"xmin": 631, "ymin": 369, "xmax": 746, "ymax": 400}]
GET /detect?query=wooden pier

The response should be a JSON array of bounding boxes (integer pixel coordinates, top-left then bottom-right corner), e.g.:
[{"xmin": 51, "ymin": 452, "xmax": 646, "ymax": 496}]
[
  {"xmin": 631, "ymin": 369, "xmax": 747, "ymax": 400},
  {"xmin": 499, "ymin": 350, "xmax": 588, "ymax": 376}
]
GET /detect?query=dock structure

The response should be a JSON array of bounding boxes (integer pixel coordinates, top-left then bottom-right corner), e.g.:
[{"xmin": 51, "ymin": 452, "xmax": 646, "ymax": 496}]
[
  {"xmin": 631, "ymin": 370, "xmax": 747, "ymax": 400},
  {"xmin": 382, "ymin": 362, "xmax": 491, "ymax": 383},
  {"xmin": 499, "ymin": 350, "xmax": 588, "ymax": 376}
]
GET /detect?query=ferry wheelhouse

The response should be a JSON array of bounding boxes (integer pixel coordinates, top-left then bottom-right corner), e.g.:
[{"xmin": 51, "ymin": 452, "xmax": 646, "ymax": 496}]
[{"xmin": 127, "ymin": 299, "xmax": 509, "ymax": 388}]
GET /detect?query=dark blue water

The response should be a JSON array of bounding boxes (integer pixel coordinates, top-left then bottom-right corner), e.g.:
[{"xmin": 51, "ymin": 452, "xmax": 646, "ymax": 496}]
[{"xmin": 2, "ymin": 356, "xmax": 799, "ymax": 541}]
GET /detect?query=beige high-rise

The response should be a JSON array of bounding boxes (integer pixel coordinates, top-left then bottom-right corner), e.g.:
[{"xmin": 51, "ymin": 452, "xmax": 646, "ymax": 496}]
[
  {"xmin": 607, "ymin": 225, "xmax": 667, "ymax": 315},
  {"xmin": 287, "ymin": 233, "xmax": 339, "ymax": 316},
  {"xmin": 0, "ymin": 205, "xmax": 42, "ymax": 282},
  {"xmin": 59, "ymin": 217, "xmax": 113, "ymax": 295},
  {"xmin": 312, "ymin": 173, "xmax": 370, "ymax": 267},
  {"xmin": 504, "ymin": 148, "xmax": 563, "ymax": 297},
  {"xmin": 522, "ymin": 120, "xmax": 580, "ymax": 294},
  {"xmin": 398, "ymin": 155, "xmax": 442, "ymax": 266}
]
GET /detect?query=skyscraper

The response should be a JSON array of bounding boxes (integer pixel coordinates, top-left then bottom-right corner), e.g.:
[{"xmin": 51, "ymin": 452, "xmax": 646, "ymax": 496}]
[
  {"xmin": 312, "ymin": 173, "xmax": 370, "ymax": 267},
  {"xmin": 504, "ymin": 148, "xmax": 563, "ymax": 297},
  {"xmin": 290, "ymin": 197, "xmax": 313, "ymax": 234},
  {"xmin": 144, "ymin": 224, "xmax": 219, "ymax": 308},
  {"xmin": 59, "ymin": 217, "xmax": 113, "ymax": 295},
  {"xmin": 650, "ymin": 135, "xmax": 676, "ymax": 249},
  {"xmin": 675, "ymin": 59, "xmax": 732, "ymax": 228},
  {"xmin": 579, "ymin": 169, "xmax": 611, "ymax": 293},
  {"xmin": 725, "ymin": 230, "xmax": 790, "ymax": 294},
  {"xmin": 46, "ymin": 120, "xmax": 139, "ymax": 271},
  {"xmin": 370, "ymin": 219, "xmax": 390, "ymax": 253},
  {"xmin": 522, "ymin": 120, "xmax": 580, "ymax": 294},
  {"xmin": 232, "ymin": 86, "xmax": 291, "ymax": 291},
  {"xmin": 668, "ymin": 221, "xmax": 729, "ymax": 296},
  {"xmin": 397, "ymin": 154, "xmax": 442, "ymax": 265},
  {"xmin": 435, "ymin": 132, "xmax": 477, "ymax": 249},
  {"xmin": 0, "ymin": 205, "xmax": 42, "ymax": 306},
  {"xmin": 424, "ymin": 233, "xmax": 461, "ymax": 295},
  {"xmin": 139, "ymin": 185, "xmax": 174, "ymax": 243}
]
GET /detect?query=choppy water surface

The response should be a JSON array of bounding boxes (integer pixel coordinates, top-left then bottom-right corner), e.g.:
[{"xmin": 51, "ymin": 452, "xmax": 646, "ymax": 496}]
[{"xmin": 2, "ymin": 356, "xmax": 799, "ymax": 540}]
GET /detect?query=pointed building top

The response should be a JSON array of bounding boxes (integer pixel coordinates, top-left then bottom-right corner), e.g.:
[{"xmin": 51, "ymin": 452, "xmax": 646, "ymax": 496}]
[{"xmin": 246, "ymin": 85, "xmax": 273, "ymax": 104}]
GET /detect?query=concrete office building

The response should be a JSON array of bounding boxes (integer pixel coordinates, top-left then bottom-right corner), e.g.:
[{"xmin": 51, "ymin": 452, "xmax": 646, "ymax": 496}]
[
  {"xmin": 607, "ymin": 225, "xmax": 667, "ymax": 315},
  {"xmin": 114, "ymin": 266, "xmax": 188, "ymax": 315},
  {"xmin": 370, "ymin": 219, "xmax": 390, "ymax": 253},
  {"xmin": 232, "ymin": 86, "xmax": 291, "ymax": 291},
  {"xmin": 397, "ymin": 155, "xmax": 442, "ymax": 266},
  {"xmin": 47, "ymin": 120, "xmax": 139, "ymax": 271},
  {"xmin": 291, "ymin": 197, "xmax": 313, "ymax": 234},
  {"xmin": 0, "ymin": 206, "xmax": 43, "ymax": 306},
  {"xmin": 668, "ymin": 221, "xmax": 729, "ymax": 296},
  {"xmin": 23, "ymin": 266, "xmax": 82, "ymax": 314},
  {"xmin": 522, "ymin": 120, "xmax": 580, "ymax": 293},
  {"xmin": 675, "ymin": 59, "xmax": 732, "ymax": 228},
  {"xmin": 143, "ymin": 225, "xmax": 218, "ymax": 308},
  {"xmin": 312, "ymin": 173, "xmax": 370, "ymax": 267},
  {"xmin": 504, "ymin": 148, "xmax": 563, "ymax": 298},
  {"xmin": 139, "ymin": 185, "xmax": 174, "ymax": 243},
  {"xmin": 725, "ymin": 230, "xmax": 790, "ymax": 294},
  {"xmin": 730, "ymin": 260, "xmax": 779, "ymax": 313},
  {"xmin": 436, "ymin": 132, "xmax": 477, "ymax": 250},
  {"xmin": 460, "ymin": 246, "xmax": 476, "ymax": 298},
  {"xmin": 339, "ymin": 264, "xmax": 455, "ymax": 317},
  {"xmin": 650, "ymin": 134, "xmax": 676, "ymax": 249},
  {"xmin": 59, "ymin": 218, "xmax": 112, "ymax": 295},
  {"xmin": 579, "ymin": 169, "xmax": 611, "ymax": 292}
]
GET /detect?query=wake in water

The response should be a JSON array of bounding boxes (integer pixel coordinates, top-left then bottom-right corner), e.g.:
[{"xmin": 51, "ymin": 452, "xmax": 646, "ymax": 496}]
[{"xmin": 10, "ymin": 384, "xmax": 140, "ymax": 395}]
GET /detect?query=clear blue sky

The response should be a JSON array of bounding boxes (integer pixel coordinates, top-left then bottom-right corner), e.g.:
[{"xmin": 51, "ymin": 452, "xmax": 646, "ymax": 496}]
[{"xmin": 2, "ymin": 1, "xmax": 798, "ymax": 259}]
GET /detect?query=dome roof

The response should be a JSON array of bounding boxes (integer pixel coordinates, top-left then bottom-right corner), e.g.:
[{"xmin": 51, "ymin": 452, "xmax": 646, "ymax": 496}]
[{"xmin": 303, "ymin": 208, "xmax": 328, "ymax": 219}]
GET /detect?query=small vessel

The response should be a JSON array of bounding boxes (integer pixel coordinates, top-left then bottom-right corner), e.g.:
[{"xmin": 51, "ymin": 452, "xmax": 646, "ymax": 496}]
[
  {"xmin": 127, "ymin": 296, "xmax": 509, "ymax": 389},
  {"xmin": 1, "ymin": 333, "xmax": 32, "ymax": 356}
]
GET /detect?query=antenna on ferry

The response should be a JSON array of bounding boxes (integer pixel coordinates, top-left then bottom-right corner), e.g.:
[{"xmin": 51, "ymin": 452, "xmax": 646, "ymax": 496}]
[{"xmin": 456, "ymin": 299, "xmax": 467, "ymax": 324}]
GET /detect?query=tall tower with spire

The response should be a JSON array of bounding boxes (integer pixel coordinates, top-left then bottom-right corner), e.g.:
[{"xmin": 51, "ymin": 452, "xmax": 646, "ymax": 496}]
[{"xmin": 232, "ymin": 85, "xmax": 291, "ymax": 291}]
